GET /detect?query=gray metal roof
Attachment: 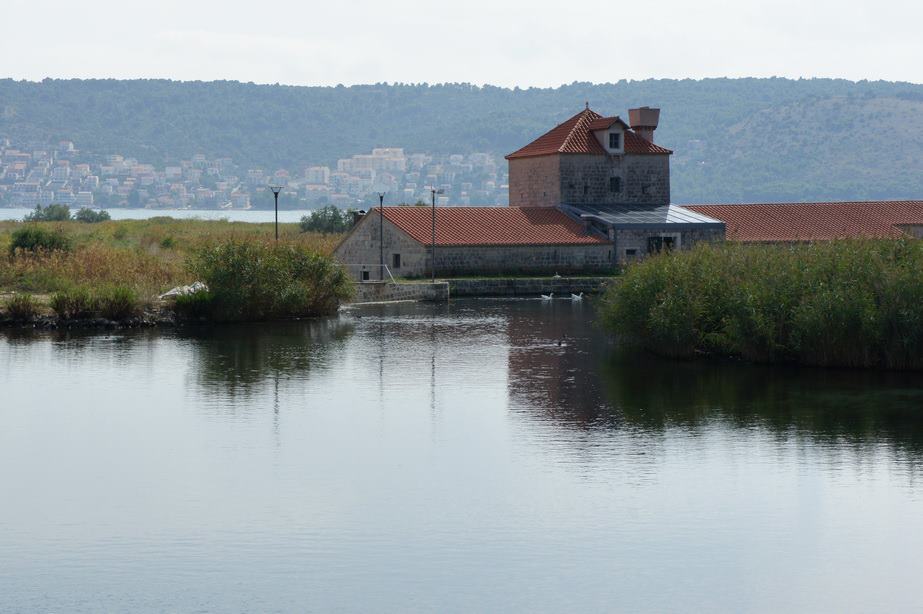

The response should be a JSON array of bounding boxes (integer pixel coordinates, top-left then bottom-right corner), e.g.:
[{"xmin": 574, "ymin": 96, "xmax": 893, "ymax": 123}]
[{"xmin": 560, "ymin": 203, "xmax": 725, "ymax": 230}]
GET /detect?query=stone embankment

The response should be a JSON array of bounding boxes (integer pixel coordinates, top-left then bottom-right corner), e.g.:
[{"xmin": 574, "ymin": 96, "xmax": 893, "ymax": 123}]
[
  {"xmin": 447, "ymin": 276, "xmax": 615, "ymax": 298},
  {"xmin": 350, "ymin": 281, "xmax": 449, "ymax": 304},
  {"xmin": 345, "ymin": 277, "xmax": 616, "ymax": 304},
  {"xmin": 0, "ymin": 308, "xmax": 175, "ymax": 330}
]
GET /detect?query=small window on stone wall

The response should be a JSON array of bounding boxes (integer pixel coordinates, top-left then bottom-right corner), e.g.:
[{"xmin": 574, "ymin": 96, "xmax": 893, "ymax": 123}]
[
  {"xmin": 392, "ymin": 253, "xmax": 401, "ymax": 269},
  {"xmin": 583, "ymin": 184, "xmax": 589, "ymax": 196},
  {"xmin": 609, "ymin": 177, "xmax": 621, "ymax": 193},
  {"xmin": 361, "ymin": 270, "xmax": 370, "ymax": 281},
  {"xmin": 626, "ymin": 248, "xmax": 637, "ymax": 257}
]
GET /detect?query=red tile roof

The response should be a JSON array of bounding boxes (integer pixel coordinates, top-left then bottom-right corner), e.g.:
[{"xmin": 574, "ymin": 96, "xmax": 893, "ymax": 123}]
[
  {"xmin": 506, "ymin": 107, "xmax": 672, "ymax": 159},
  {"xmin": 587, "ymin": 116, "xmax": 629, "ymax": 131},
  {"xmin": 377, "ymin": 206, "xmax": 608, "ymax": 246},
  {"xmin": 684, "ymin": 201, "xmax": 923, "ymax": 242}
]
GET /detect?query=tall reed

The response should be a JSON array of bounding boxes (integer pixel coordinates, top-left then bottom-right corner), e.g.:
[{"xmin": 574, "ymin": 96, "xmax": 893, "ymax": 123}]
[{"xmin": 600, "ymin": 239, "xmax": 923, "ymax": 369}]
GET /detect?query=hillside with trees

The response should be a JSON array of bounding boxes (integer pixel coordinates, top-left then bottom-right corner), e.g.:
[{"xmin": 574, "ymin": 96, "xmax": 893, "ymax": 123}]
[{"xmin": 1, "ymin": 78, "xmax": 922, "ymax": 203}]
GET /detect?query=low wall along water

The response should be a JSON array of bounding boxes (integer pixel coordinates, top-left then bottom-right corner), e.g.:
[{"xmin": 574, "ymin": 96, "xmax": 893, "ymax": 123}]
[
  {"xmin": 348, "ymin": 277, "xmax": 615, "ymax": 303},
  {"xmin": 447, "ymin": 277, "xmax": 614, "ymax": 298}
]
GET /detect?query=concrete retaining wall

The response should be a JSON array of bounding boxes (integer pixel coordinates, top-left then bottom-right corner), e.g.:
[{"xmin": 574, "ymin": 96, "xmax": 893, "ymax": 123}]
[
  {"xmin": 350, "ymin": 281, "xmax": 449, "ymax": 304},
  {"xmin": 448, "ymin": 277, "xmax": 615, "ymax": 297}
]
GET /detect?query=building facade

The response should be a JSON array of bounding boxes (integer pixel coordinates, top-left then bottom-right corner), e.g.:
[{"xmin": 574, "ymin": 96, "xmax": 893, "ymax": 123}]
[
  {"xmin": 506, "ymin": 106, "xmax": 673, "ymax": 208},
  {"xmin": 334, "ymin": 206, "xmax": 613, "ymax": 279},
  {"xmin": 334, "ymin": 104, "xmax": 726, "ymax": 279}
]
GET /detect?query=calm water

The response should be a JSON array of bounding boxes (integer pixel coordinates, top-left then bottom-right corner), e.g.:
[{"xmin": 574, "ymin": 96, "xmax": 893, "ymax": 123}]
[
  {"xmin": 1, "ymin": 299, "xmax": 922, "ymax": 612},
  {"xmin": 0, "ymin": 207, "xmax": 312, "ymax": 223}
]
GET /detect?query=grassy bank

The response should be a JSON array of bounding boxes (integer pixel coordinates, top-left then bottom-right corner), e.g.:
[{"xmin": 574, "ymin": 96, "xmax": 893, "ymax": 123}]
[
  {"xmin": 0, "ymin": 217, "xmax": 349, "ymax": 322},
  {"xmin": 600, "ymin": 240, "xmax": 923, "ymax": 370},
  {"xmin": 0, "ymin": 218, "xmax": 342, "ymax": 296}
]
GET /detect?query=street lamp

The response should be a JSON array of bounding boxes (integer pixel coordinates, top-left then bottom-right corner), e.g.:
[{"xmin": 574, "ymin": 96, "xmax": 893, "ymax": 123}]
[
  {"xmin": 268, "ymin": 185, "xmax": 282, "ymax": 240},
  {"xmin": 378, "ymin": 192, "xmax": 385, "ymax": 281},
  {"xmin": 430, "ymin": 187, "xmax": 444, "ymax": 282}
]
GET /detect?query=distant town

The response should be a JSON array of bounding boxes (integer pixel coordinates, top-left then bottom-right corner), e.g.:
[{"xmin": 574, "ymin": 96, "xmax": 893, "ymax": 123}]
[{"xmin": 0, "ymin": 138, "xmax": 510, "ymax": 210}]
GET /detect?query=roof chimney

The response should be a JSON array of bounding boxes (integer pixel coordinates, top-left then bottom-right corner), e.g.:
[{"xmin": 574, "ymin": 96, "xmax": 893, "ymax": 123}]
[{"xmin": 628, "ymin": 106, "xmax": 660, "ymax": 143}]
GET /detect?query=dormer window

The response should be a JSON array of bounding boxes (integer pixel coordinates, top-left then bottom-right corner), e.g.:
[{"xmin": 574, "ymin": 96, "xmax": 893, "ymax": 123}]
[{"xmin": 609, "ymin": 132, "xmax": 620, "ymax": 149}]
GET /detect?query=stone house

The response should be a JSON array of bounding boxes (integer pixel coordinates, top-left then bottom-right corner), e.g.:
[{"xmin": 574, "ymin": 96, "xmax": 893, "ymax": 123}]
[
  {"xmin": 334, "ymin": 206, "xmax": 613, "ymax": 279},
  {"xmin": 507, "ymin": 106, "xmax": 673, "ymax": 208},
  {"xmin": 506, "ymin": 105, "xmax": 725, "ymax": 261},
  {"xmin": 334, "ymin": 104, "xmax": 725, "ymax": 278}
]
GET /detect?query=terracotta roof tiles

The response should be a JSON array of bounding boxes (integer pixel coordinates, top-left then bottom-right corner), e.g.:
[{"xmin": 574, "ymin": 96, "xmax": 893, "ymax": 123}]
[
  {"xmin": 376, "ymin": 206, "xmax": 608, "ymax": 246},
  {"xmin": 684, "ymin": 201, "xmax": 923, "ymax": 242},
  {"xmin": 506, "ymin": 107, "xmax": 672, "ymax": 159}
]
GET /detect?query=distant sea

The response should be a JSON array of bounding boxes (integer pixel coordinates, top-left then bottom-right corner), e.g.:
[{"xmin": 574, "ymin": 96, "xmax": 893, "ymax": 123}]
[
  {"xmin": 0, "ymin": 205, "xmax": 501, "ymax": 223},
  {"xmin": 0, "ymin": 208, "xmax": 314, "ymax": 223}
]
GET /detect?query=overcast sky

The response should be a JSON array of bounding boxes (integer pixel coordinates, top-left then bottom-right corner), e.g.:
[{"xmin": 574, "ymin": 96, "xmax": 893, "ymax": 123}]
[{"xmin": 2, "ymin": 0, "xmax": 920, "ymax": 86}]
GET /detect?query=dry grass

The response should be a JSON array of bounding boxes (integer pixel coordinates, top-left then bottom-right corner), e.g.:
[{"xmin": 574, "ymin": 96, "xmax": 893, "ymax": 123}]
[{"xmin": 0, "ymin": 218, "xmax": 343, "ymax": 298}]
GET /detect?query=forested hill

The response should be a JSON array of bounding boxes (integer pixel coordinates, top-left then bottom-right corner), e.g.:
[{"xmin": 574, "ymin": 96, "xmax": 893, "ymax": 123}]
[{"xmin": 2, "ymin": 78, "xmax": 923, "ymax": 203}]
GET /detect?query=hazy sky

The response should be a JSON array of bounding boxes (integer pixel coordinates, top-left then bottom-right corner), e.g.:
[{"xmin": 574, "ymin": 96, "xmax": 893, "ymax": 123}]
[{"xmin": 2, "ymin": 0, "xmax": 921, "ymax": 86}]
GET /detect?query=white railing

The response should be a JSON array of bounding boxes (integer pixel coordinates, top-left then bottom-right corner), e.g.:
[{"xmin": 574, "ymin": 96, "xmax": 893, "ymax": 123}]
[{"xmin": 343, "ymin": 264, "xmax": 396, "ymax": 283}]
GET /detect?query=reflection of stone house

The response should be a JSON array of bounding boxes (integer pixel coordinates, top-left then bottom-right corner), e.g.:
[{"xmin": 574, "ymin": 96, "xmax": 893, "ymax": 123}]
[{"xmin": 335, "ymin": 105, "xmax": 725, "ymax": 277}]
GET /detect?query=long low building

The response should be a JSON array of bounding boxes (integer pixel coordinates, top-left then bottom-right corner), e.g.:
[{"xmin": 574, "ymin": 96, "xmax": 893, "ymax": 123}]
[
  {"xmin": 685, "ymin": 200, "xmax": 923, "ymax": 242},
  {"xmin": 334, "ymin": 206, "xmax": 616, "ymax": 279},
  {"xmin": 334, "ymin": 104, "xmax": 922, "ymax": 280}
]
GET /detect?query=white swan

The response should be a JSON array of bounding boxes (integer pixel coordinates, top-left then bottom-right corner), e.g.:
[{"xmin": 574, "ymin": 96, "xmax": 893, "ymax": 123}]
[
  {"xmin": 541, "ymin": 293, "xmax": 554, "ymax": 300},
  {"xmin": 571, "ymin": 292, "xmax": 584, "ymax": 301}
]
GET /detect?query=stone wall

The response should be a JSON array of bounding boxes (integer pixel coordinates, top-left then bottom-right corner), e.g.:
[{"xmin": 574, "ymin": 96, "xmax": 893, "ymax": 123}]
[
  {"xmin": 448, "ymin": 277, "xmax": 615, "ymax": 297},
  {"xmin": 508, "ymin": 156, "xmax": 561, "ymax": 207},
  {"xmin": 333, "ymin": 213, "xmax": 428, "ymax": 278},
  {"xmin": 350, "ymin": 281, "xmax": 449, "ymax": 304},
  {"xmin": 558, "ymin": 154, "xmax": 670, "ymax": 206},
  {"xmin": 432, "ymin": 244, "xmax": 615, "ymax": 277},
  {"xmin": 614, "ymin": 227, "xmax": 725, "ymax": 263},
  {"xmin": 335, "ymin": 214, "xmax": 616, "ymax": 278}
]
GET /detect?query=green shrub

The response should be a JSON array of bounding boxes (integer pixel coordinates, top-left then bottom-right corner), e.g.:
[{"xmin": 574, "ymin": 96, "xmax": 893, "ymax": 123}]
[
  {"xmin": 299, "ymin": 206, "xmax": 357, "ymax": 234},
  {"xmin": 74, "ymin": 208, "xmax": 111, "ymax": 223},
  {"xmin": 50, "ymin": 287, "xmax": 97, "ymax": 319},
  {"xmin": 4, "ymin": 293, "xmax": 39, "ymax": 321},
  {"xmin": 24, "ymin": 204, "xmax": 71, "ymax": 222},
  {"xmin": 183, "ymin": 239, "xmax": 353, "ymax": 321},
  {"xmin": 160, "ymin": 236, "xmax": 176, "ymax": 249},
  {"xmin": 173, "ymin": 289, "xmax": 214, "ymax": 320},
  {"xmin": 8, "ymin": 226, "xmax": 73, "ymax": 256},
  {"xmin": 112, "ymin": 225, "xmax": 128, "ymax": 240},
  {"xmin": 600, "ymin": 239, "xmax": 923, "ymax": 370},
  {"xmin": 97, "ymin": 285, "xmax": 140, "ymax": 320}
]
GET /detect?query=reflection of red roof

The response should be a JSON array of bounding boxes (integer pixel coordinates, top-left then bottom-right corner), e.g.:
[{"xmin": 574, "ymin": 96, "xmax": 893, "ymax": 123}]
[
  {"xmin": 379, "ymin": 206, "xmax": 608, "ymax": 246},
  {"xmin": 506, "ymin": 108, "xmax": 672, "ymax": 159},
  {"xmin": 685, "ymin": 201, "xmax": 923, "ymax": 242}
]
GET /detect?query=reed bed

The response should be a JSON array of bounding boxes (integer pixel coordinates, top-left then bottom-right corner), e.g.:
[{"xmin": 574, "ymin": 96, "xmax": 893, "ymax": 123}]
[
  {"xmin": 600, "ymin": 239, "xmax": 923, "ymax": 370},
  {"xmin": 0, "ymin": 218, "xmax": 343, "ymax": 298}
]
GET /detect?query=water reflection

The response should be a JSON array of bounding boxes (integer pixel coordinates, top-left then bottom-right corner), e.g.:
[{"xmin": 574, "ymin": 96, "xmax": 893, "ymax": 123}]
[
  {"xmin": 176, "ymin": 319, "xmax": 354, "ymax": 397},
  {"xmin": 603, "ymin": 356, "xmax": 923, "ymax": 456},
  {"xmin": 4, "ymin": 299, "xmax": 923, "ymax": 612},
  {"xmin": 500, "ymin": 298, "xmax": 923, "ymax": 462}
]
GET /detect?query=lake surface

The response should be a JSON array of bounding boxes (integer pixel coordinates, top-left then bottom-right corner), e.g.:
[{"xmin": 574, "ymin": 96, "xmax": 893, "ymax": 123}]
[
  {"xmin": 0, "ymin": 207, "xmax": 314, "ymax": 223},
  {"xmin": 2, "ymin": 299, "xmax": 922, "ymax": 612}
]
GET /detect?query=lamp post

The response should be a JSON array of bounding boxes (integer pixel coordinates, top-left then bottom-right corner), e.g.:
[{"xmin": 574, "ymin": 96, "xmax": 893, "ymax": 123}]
[
  {"xmin": 268, "ymin": 185, "xmax": 282, "ymax": 241},
  {"xmin": 378, "ymin": 192, "xmax": 385, "ymax": 281},
  {"xmin": 430, "ymin": 188, "xmax": 444, "ymax": 282}
]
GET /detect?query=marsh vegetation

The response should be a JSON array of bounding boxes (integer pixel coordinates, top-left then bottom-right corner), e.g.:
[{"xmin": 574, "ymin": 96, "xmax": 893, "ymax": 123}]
[{"xmin": 601, "ymin": 240, "xmax": 923, "ymax": 369}]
